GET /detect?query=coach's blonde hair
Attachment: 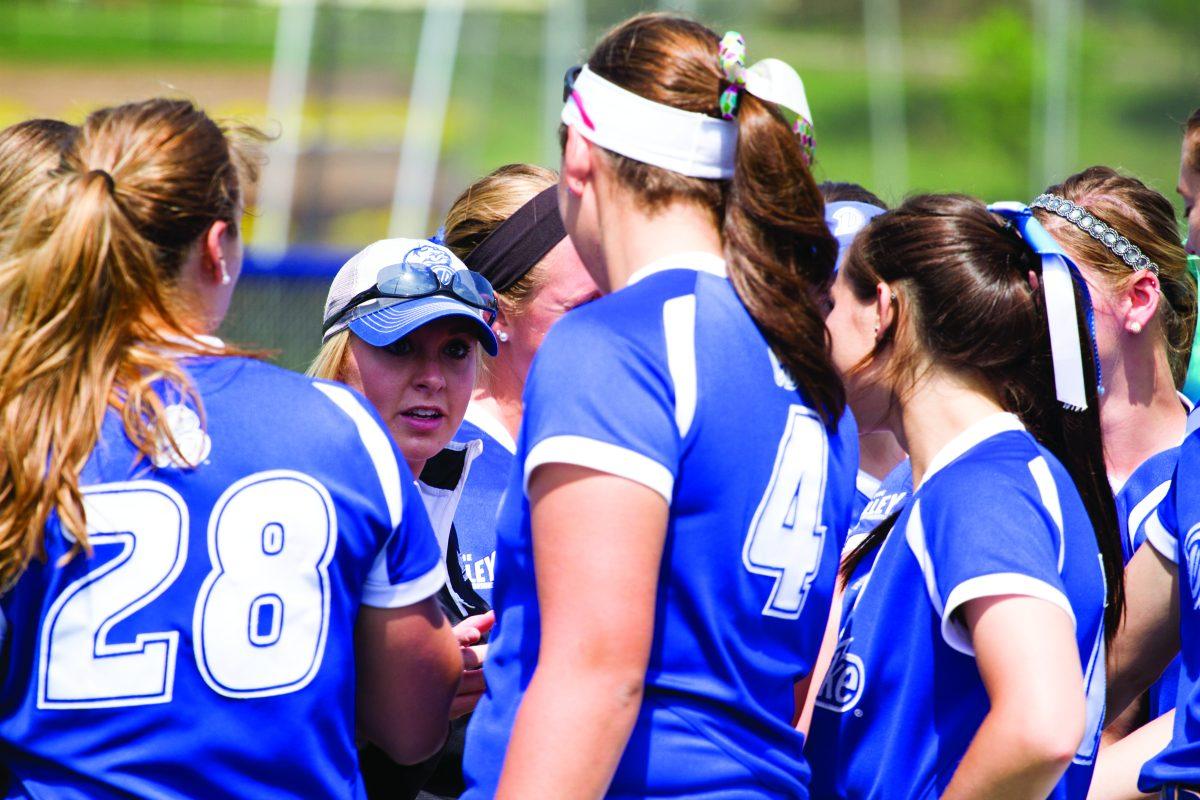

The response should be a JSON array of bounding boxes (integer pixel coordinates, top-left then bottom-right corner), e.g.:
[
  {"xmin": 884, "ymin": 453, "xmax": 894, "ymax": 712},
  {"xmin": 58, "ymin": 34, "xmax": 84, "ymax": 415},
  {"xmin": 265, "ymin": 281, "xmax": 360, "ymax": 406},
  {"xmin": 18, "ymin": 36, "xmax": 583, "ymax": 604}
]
[
  {"xmin": 307, "ymin": 329, "xmax": 352, "ymax": 382},
  {"xmin": 0, "ymin": 119, "xmax": 76, "ymax": 257},
  {"xmin": 0, "ymin": 98, "xmax": 263, "ymax": 591}
]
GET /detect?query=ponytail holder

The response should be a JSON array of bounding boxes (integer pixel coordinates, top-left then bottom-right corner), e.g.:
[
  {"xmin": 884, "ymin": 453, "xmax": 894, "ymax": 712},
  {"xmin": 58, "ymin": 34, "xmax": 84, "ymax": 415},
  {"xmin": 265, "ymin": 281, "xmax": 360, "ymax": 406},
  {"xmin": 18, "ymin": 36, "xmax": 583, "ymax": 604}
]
[
  {"xmin": 990, "ymin": 201, "xmax": 1103, "ymax": 412},
  {"xmin": 716, "ymin": 30, "xmax": 816, "ymax": 165},
  {"xmin": 87, "ymin": 169, "xmax": 115, "ymax": 193}
]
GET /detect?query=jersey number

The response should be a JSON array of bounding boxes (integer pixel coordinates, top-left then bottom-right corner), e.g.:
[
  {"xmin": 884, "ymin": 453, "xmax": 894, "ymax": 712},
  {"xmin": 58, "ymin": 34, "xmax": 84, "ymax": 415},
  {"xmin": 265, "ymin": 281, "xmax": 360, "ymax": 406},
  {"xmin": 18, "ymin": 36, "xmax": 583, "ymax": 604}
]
[
  {"xmin": 742, "ymin": 406, "xmax": 829, "ymax": 619},
  {"xmin": 38, "ymin": 472, "xmax": 336, "ymax": 709}
]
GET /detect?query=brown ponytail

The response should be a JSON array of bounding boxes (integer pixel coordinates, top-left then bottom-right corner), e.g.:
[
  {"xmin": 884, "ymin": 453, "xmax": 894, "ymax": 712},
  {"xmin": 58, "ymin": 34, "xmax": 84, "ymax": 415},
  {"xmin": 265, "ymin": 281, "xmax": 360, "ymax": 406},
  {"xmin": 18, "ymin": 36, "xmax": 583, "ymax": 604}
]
[
  {"xmin": 0, "ymin": 119, "xmax": 76, "ymax": 258},
  {"xmin": 837, "ymin": 195, "xmax": 1123, "ymax": 641},
  {"xmin": 0, "ymin": 98, "xmax": 264, "ymax": 592},
  {"xmin": 584, "ymin": 13, "xmax": 843, "ymax": 424}
]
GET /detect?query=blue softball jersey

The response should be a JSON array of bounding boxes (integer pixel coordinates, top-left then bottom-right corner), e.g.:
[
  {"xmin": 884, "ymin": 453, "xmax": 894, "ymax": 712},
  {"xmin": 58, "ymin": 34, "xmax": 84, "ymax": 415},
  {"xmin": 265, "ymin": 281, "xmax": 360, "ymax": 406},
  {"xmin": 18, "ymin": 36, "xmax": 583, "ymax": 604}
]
[
  {"xmin": 0, "ymin": 355, "xmax": 443, "ymax": 799},
  {"xmin": 451, "ymin": 406, "xmax": 516, "ymax": 607},
  {"xmin": 1117, "ymin": 444, "xmax": 1186, "ymax": 721},
  {"xmin": 808, "ymin": 413, "xmax": 1107, "ymax": 800},
  {"xmin": 461, "ymin": 253, "xmax": 859, "ymax": 799},
  {"xmin": 1139, "ymin": 421, "xmax": 1200, "ymax": 791}
]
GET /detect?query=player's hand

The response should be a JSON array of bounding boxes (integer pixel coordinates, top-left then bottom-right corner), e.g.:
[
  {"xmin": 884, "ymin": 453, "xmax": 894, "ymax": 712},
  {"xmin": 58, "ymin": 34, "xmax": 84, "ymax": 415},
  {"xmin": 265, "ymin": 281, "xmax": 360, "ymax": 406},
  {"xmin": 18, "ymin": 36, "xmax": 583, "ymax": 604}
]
[{"xmin": 450, "ymin": 611, "xmax": 495, "ymax": 719}]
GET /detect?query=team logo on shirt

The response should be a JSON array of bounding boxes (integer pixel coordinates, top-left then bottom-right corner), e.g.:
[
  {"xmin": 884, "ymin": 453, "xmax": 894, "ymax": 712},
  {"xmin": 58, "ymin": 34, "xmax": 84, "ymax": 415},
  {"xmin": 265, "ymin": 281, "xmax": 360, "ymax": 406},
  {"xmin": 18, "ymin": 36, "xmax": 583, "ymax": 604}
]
[
  {"xmin": 1186, "ymin": 524, "xmax": 1200, "ymax": 608},
  {"xmin": 403, "ymin": 243, "xmax": 455, "ymax": 283},
  {"xmin": 815, "ymin": 638, "xmax": 865, "ymax": 713},
  {"xmin": 152, "ymin": 404, "xmax": 211, "ymax": 469}
]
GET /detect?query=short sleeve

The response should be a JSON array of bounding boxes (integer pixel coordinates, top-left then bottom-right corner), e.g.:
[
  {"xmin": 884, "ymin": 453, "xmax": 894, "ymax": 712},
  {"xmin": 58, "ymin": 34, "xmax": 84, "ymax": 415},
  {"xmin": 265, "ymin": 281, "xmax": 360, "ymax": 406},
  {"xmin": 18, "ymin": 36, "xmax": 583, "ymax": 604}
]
[
  {"xmin": 1141, "ymin": 434, "xmax": 1200, "ymax": 565},
  {"xmin": 311, "ymin": 380, "xmax": 444, "ymax": 609},
  {"xmin": 519, "ymin": 302, "xmax": 680, "ymax": 502},
  {"xmin": 362, "ymin": 477, "xmax": 445, "ymax": 608},
  {"xmin": 906, "ymin": 464, "xmax": 1073, "ymax": 656}
]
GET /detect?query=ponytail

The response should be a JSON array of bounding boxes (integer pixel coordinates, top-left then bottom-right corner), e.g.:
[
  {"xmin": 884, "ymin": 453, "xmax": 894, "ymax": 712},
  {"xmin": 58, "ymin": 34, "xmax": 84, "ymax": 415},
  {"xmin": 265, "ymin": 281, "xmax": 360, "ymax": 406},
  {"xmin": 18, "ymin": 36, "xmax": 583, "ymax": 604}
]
[
  {"xmin": 0, "ymin": 98, "xmax": 262, "ymax": 592},
  {"xmin": 837, "ymin": 195, "xmax": 1123, "ymax": 641},
  {"xmin": 724, "ymin": 92, "xmax": 842, "ymax": 424},
  {"xmin": 583, "ymin": 13, "xmax": 844, "ymax": 425}
]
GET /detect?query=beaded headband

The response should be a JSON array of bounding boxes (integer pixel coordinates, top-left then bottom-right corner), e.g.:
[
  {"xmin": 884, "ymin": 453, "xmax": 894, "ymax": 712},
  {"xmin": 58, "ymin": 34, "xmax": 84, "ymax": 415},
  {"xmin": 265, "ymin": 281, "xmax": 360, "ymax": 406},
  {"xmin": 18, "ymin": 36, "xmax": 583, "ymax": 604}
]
[{"xmin": 1030, "ymin": 193, "xmax": 1160, "ymax": 276}]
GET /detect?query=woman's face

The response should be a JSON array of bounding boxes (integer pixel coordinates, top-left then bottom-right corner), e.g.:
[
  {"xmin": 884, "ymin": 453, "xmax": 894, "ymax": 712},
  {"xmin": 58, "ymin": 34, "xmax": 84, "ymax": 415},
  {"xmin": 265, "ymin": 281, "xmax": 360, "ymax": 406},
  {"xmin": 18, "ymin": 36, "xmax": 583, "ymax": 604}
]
[
  {"xmin": 826, "ymin": 269, "xmax": 893, "ymax": 431},
  {"xmin": 501, "ymin": 238, "xmax": 600, "ymax": 385},
  {"xmin": 342, "ymin": 317, "xmax": 478, "ymax": 471}
]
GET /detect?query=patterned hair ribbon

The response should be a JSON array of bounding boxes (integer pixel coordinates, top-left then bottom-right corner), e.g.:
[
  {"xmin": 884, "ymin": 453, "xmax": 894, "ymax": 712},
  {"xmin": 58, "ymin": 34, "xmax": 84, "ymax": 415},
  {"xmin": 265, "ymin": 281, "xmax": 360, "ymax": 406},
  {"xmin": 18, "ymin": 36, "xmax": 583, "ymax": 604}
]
[
  {"xmin": 717, "ymin": 30, "xmax": 816, "ymax": 165},
  {"xmin": 990, "ymin": 201, "xmax": 1102, "ymax": 412}
]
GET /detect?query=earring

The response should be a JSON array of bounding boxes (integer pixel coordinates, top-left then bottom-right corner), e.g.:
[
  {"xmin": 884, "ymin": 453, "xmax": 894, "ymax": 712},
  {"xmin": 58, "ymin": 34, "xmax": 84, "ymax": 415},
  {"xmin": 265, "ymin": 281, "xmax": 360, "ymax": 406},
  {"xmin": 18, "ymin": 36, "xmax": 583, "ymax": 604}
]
[
  {"xmin": 1129, "ymin": 321, "xmax": 1143, "ymax": 334},
  {"xmin": 220, "ymin": 271, "xmax": 231, "ymax": 286},
  {"xmin": 873, "ymin": 324, "xmax": 880, "ymax": 335},
  {"xmin": 497, "ymin": 331, "xmax": 509, "ymax": 343}
]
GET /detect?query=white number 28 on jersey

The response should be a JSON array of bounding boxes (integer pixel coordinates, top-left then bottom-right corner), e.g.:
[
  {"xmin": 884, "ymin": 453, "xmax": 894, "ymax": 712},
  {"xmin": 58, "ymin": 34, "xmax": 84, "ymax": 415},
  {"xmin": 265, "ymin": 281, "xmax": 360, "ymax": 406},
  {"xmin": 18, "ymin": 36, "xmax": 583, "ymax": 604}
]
[
  {"xmin": 742, "ymin": 405, "xmax": 829, "ymax": 619},
  {"xmin": 38, "ymin": 471, "xmax": 336, "ymax": 709}
]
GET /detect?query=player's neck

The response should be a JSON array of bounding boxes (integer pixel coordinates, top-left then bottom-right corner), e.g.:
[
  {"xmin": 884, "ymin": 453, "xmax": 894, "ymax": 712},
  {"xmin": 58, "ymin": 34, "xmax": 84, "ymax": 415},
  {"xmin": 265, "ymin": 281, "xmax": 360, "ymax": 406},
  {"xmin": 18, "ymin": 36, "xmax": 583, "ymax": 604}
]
[
  {"xmin": 469, "ymin": 381, "xmax": 522, "ymax": 444},
  {"xmin": 1099, "ymin": 340, "xmax": 1187, "ymax": 486},
  {"xmin": 897, "ymin": 370, "xmax": 1007, "ymax": 489},
  {"xmin": 858, "ymin": 431, "xmax": 906, "ymax": 481},
  {"xmin": 596, "ymin": 191, "xmax": 723, "ymax": 292}
]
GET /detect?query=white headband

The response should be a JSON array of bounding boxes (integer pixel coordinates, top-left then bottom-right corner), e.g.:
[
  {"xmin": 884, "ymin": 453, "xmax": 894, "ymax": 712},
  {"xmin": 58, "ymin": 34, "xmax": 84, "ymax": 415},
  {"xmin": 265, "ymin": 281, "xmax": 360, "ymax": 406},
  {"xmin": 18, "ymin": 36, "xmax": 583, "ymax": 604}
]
[{"xmin": 561, "ymin": 65, "xmax": 737, "ymax": 179}]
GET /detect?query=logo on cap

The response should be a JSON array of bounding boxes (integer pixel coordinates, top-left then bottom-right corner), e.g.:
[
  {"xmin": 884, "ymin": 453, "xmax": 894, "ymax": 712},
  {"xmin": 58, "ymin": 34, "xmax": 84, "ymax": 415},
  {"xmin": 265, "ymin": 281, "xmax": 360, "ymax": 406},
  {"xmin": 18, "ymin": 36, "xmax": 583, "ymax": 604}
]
[{"xmin": 404, "ymin": 243, "xmax": 455, "ymax": 282}]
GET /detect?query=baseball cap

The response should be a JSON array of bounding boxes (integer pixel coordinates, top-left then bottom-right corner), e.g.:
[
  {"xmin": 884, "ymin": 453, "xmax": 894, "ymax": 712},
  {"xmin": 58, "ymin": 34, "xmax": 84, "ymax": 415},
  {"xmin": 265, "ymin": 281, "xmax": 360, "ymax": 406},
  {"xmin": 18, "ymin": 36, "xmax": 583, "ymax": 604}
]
[
  {"xmin": 825, "ymin": 201, "xmax": 886, "ymax": 267},
  {"xmin": 322, "ymin": 237, "xmax": 499, "ymax": 356}
]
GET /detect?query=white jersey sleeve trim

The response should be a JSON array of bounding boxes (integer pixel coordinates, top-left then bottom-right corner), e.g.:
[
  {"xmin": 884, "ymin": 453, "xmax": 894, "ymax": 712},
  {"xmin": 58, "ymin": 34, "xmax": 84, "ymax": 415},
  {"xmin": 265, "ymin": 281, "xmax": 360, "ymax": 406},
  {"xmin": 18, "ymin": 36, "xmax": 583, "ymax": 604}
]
[
  {"xmin": 1144, "ymin": 509, "xmax": 1179, "ymax": 564},
  {"xmin": 524, "ymin": 435, "xmax": 674, "ymax": 503},
  {"xmin": 940, "ymin": 573, "xmax": 1077, "ymax": 657},
  {"xmin": 1128, "ymin": 480, "xmax": 1173, "ymax": 556},
  {"xmin": 662, "ymin": 294, "xmax": 698, "ymax": 438},
  {"xmin": 361, "ymin": 561, "xmax": 445, "ymax": 609},
  {"xmin": 1026, "ymin": 456, "xmax": 1066, "ymax": 573},
  {"xmin": 903, "ymin": 500, "xmax": 945, "ymax": 618},
  {"xmin": 313, "ymin": 382, "xmax": 403, "ymax": 530}
]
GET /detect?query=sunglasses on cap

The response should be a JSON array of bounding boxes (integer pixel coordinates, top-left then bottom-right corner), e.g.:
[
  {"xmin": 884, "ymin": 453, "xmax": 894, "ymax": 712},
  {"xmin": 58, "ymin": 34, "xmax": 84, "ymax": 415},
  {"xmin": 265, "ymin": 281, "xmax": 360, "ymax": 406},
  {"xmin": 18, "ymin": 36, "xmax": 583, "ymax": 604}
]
[{"xmin": 323, "ymin": 260, "xmax": 498, "ymax": 335}]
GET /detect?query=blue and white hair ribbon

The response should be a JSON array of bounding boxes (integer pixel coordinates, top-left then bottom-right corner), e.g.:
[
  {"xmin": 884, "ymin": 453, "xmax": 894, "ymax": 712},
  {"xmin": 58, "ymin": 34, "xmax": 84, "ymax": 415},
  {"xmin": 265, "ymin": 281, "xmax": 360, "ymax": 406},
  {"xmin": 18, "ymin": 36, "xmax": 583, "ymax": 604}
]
[{"xmin": 990, "ymin": 201, "xmax": 1100, "ymax": 412}]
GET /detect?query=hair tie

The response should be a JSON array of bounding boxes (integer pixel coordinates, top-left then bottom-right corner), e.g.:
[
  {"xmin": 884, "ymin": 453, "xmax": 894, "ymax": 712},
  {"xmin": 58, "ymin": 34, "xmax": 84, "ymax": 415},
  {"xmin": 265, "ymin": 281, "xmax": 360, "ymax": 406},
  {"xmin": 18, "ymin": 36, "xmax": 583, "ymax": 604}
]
[
  {"xmin": 86, "ymin": 169, "xmax": 115, "ymax": 193},
  {"xmin": 715, "ymin": 30, "xmax": 816, "ymax": 165},
  {"xmin": 718, "ymin": 31, "xmax": 747, "ymax": 121}
]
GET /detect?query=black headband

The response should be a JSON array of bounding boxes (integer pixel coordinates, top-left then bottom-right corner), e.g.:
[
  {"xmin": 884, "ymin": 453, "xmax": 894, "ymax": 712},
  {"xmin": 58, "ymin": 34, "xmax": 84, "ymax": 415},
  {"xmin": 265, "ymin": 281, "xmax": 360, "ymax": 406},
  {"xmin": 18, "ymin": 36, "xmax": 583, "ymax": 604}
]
[{"xmin": 463, "ymin": 186, "xmax": 567, "ymax": 293}]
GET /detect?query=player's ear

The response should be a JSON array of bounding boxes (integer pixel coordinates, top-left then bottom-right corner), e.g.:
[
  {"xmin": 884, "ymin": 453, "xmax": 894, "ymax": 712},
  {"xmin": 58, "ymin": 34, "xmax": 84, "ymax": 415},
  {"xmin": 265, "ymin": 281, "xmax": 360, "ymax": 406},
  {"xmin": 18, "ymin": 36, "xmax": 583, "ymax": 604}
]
[
  {"xmin": 561, "ymin": 126, "xmax": 592, "ymax": 198},
  {"xmin": 202, "ymin": 219, "xmax": 232, "ymax": 286},
  {"xmin": 1122, "ymin": 269, "xmax": 1161, "ymax": 335}
]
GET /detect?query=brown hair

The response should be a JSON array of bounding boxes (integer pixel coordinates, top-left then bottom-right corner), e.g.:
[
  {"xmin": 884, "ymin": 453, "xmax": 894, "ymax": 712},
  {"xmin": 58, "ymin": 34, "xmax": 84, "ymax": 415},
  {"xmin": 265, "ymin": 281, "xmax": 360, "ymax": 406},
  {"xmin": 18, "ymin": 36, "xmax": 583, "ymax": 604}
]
[
  {"xmin": 1184, "ymin": 108, "xmax": 1200, "ymax": 173},
  {"xmin": 442, "ymin": 163, "xmax": 557, "ymax": 316},
  {"xmin": 1035, "ymin": 166, "xmax": 1195, "ymax": 386},
  {"xmin": 818, "ymin": 181, "xmax": 887, "ymax": 209},
  {"xmin": 0, "ymin": 98, "xmax": 264, "ymax": 591},
  {"xmin": 838, "ymin": 194, "xmax": 1123, "ymax": 641},
  {"xmin": 582, "ymin": 13, "xmax": 843, "ymax": 424},
  {"xmin": 0, "ymin": 119, "xmax": 77, "ymax": 255}
]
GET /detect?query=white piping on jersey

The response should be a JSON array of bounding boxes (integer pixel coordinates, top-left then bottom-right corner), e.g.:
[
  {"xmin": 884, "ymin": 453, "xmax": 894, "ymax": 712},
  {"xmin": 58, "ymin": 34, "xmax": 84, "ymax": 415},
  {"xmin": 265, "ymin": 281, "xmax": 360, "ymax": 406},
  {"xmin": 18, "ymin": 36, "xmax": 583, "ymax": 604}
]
[
  {"xmin": 855, "ymin": 470, "xmax": 882, "ymax": 499},
  {"xmin": 904, "ymin": 500, "xmax": 944, "ymax": 620},
  {"xmin": 918, "ymin": 412, "xmax": 1024, "ymax": 489},
  {"xmin": 417, "ymin": 438, "xmax": 485, "ymax": 618},
  {"xmin": 1126, "ymin": 480, "xmax": 1172, "ymax": 556},
  {"xmin": 1144, "ymin": 510, "xmax": 1179, "ymax": 564},
  {"xmin": 1027, "ymin": 456, "xmax": 1066, "ymax": 573},
  {"xmin": 462, "ymin": 402, "xmax": 517, "ymax": 455},
  {"xmin": 662, "ymin": 295, "xmax": 699, "ymax": 438},
  {"xmin": 626, "ymin": 252, "xmax": 727, "ymax": 287},
  {"xmin": 313, "ymin": 382, "xmax": 403, "ymax": 530},
  {"xmin": 362, "ymin": 561, "xmax": 446, "ymax": 610},
  {"xmin": 524, "ymin": 435, "xmax": 674, "ymax": 503},
  {"xmin": 941, "ymin": 573, "xmax": 1076, "ymax": 657}
]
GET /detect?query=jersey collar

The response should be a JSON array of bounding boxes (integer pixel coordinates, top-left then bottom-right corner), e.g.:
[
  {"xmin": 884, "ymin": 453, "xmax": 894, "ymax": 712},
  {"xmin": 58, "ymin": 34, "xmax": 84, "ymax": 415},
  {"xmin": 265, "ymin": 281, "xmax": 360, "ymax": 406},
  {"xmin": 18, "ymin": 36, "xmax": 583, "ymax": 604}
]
[
  {"xmin": 462, "ymin": 401, "xmax": 517, "ymax": 454},
  {"xmin": 626, "ymin": 251, "xmax": 727, "ymax": 287},
  {"xmin": 918, "ymin": 411, "xmax": 1025, "ymax": 489}
]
